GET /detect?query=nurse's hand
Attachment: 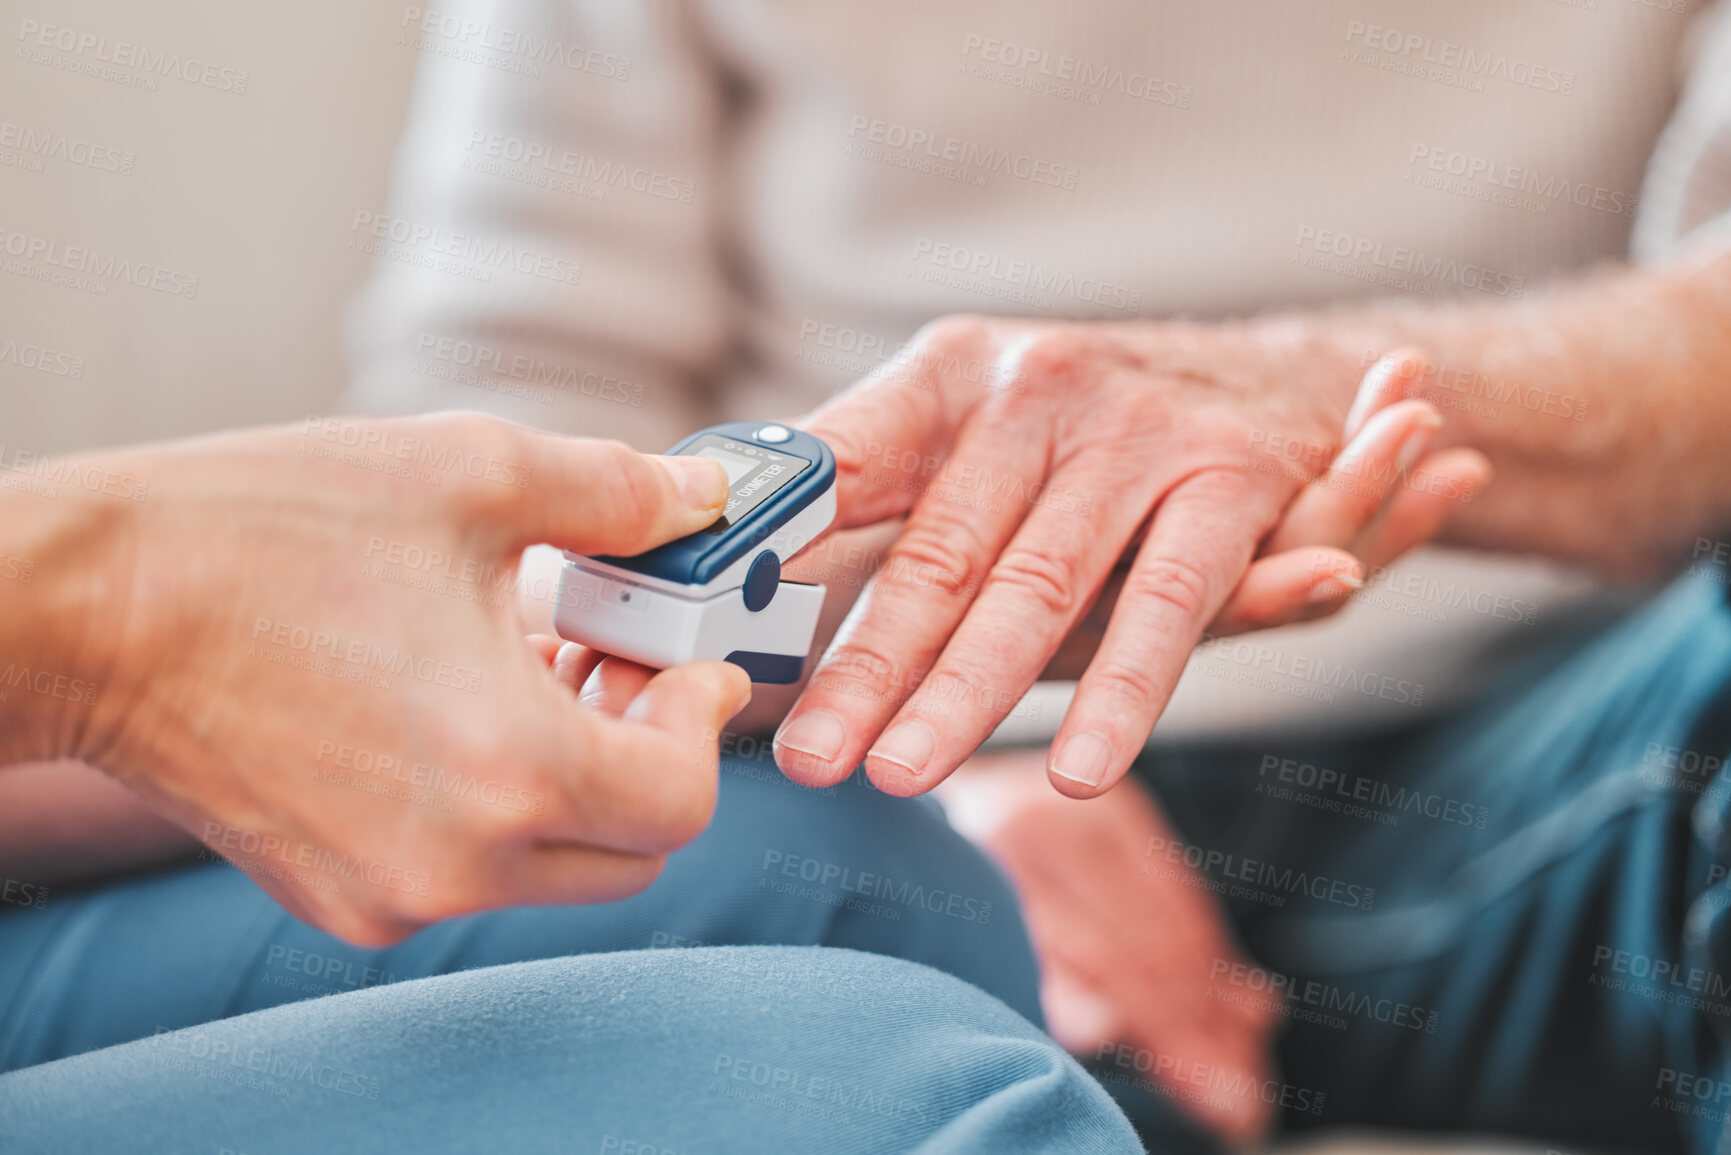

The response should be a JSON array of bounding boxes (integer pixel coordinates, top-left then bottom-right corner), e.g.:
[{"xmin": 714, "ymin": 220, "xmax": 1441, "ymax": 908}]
[
  {"xmin": 777, "ymin": 321, "xmax": 1488, "ymax": 796},
  {"xmin": 0, "ymin": 413, "xmax": 750, "ymax": 946}
]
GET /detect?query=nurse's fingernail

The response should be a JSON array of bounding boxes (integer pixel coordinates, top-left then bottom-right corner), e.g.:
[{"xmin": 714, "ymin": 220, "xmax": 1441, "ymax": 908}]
[
  {"xmin": 776, "ymin": 709, "xmax": 846, "ymax": 764},
  {"xmin": 657, "ymin": 454, "xmax": 729, "ymax": 511},
  {"xmin": 1050, "ymin": 731, "xmax": 1112, "ymax": 788},
  {"xmin": 869, "ymin": 719, "xmax": 936, "ymax": 778}
]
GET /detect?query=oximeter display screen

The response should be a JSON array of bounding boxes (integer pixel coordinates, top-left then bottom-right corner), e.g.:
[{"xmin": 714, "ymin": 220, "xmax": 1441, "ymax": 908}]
[{"xmin": 681, "ymin": 434, "xmax": 810, "ymax": 532}]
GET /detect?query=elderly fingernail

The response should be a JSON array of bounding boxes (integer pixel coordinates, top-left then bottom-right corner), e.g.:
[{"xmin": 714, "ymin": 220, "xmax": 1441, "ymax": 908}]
[
  {"xmin": 776, "ymin": 709, "xmax": 845, "ymax": 764},
  {"xmin": 657, "ymin": 455, "xmax": 729, "ymax": 511},
  {"xmin": 1051, "ymin": 731, "xmax": 1112, "ymax": 788},
  {"xmin": 1308, "ymin": 571, "xmax": 1364, "ymax": 603},
  {"xmin": 869, "ymin": 719, "xmax": 936, "ymax": 778},
  {"xmin": 1395, "ymin": 417, "xmax": 1441, "ymax": 472},
  {"xmin": 1344, "ymin": 354, "xmax": 1399, "ymax": 439}
]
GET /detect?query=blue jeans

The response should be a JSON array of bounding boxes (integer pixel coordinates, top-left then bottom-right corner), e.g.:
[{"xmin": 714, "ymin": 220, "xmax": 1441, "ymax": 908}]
[
  {"xmin": 1105, "ymin": 567, "xmax": 1731, "ymax": 1152},
  {"xmin": 0, "ymin": 754, "xmax": 1141, "ymax": 1152},
  {"xmin": 10, "ymin": 570, "xmax": 1731, "ymax": 1153}
]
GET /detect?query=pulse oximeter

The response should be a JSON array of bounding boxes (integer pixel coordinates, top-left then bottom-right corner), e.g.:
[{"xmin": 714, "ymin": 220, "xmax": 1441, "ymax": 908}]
[{"xmin": 554, "ymin": 421, "xmax": 837, "ymax": 684}]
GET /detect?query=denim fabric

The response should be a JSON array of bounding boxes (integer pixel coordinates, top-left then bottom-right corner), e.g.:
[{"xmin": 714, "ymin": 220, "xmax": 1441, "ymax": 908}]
[
  {"xmin": 11, "ymin": 570, "xmax": 1731, "ymax": 1153},
  {"xmin": 0, "ymin": 946, "xmax": 1139, "ymax": 1154},
  {"xmin": 0, "ymin": 755, "xmax": 1141, "ymax": 1152},
  {"xmin": 1113, "ymin": 569, "xmax": 1731, "ymax": 1152}
]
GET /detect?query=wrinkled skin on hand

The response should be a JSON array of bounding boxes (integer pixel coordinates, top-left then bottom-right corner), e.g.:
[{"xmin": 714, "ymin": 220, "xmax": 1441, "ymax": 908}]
[
  {"xmin": 776, "ymin": 317, "xmax": 1487, "ymax": 798},
  {"xmin": 943, "ymin": 749, "xmax": 1282, "ymax": 1146}
]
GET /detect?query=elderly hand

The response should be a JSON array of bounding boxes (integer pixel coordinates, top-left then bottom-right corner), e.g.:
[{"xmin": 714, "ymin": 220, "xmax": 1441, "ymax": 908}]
[
  {"xmin": 775, "ymin": 317, "xmax": 1488, "ymax": 797},
  {"xmin": 941, "ymin": 748, "xmax": 1280, "ymax": 1146},
  {"xmin": 925, "ymin": 352, "xmax": 1486, "ymax": 1144}
]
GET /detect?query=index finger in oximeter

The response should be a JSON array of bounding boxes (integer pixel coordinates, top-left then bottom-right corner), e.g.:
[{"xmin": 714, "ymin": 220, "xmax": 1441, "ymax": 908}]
[{"xmin": 554, "ymin": 422, "xmax": 837, "ymax": 684}]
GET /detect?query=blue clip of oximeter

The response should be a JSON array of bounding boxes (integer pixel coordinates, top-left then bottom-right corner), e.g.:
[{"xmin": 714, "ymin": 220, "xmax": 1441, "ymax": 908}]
[{"xmin": 554, "ymin": 422, "xmax": 837, "ymax": 684}]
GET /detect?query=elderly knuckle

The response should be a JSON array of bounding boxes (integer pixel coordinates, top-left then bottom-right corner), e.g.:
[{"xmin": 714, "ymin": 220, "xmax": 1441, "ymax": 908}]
[
  {"xmin": 812, "ymin": 641, "xmax": 908, "ymax": 702},
  {"xmin": 1006, "ymin": 329, "xmax": 1147, "ymax": 399},
  {"xmin": 1090, "ymin": 658, "xmax": 1165, "ymax": 709},
  {"xmin": 1187, "ymin": 467, "xmax": 1261, "ymax": 504},
  {"xmin": 1008, "ymin": 328, "xmax": 1103, "ymax": 386},
  {"xmin": 1123, "ymin": 557, "xmax": 1215, "ymax": 625},
  {"xmin": 913, "ymin": 313, "xmax": 991, "ymax": 355},
  {"xmin": 887, "ymin": 522, "xmax": 982, "ymax": 598},
  {"xmin": 1024, "ymin": 328, "xmax": 1095, "ymax": 365},
  {"xmin": 986, "ymin": 547, "xmax": 1082, "ymax": 617},
  {"xmin": 920, "ymin": 659, "xmax": 1011, "ymax": 719}
]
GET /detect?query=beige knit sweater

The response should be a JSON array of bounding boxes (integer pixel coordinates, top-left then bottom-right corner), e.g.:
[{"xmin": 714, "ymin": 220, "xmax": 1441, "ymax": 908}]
[{"xmin": 342, "ymin": 0, "xmax": 1731, "ymax": 735}]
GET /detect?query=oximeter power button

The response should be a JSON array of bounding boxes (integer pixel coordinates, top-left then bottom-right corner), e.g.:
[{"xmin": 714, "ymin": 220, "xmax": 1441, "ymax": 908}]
[{"xmin": 742, "ymin": 551, "xmax": 780, "ymax": 612}]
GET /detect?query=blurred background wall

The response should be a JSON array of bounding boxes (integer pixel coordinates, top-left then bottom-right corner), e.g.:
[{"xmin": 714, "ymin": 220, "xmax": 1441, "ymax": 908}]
[
  {"xmin": 0, "ymin": 0, "xmax": 1613, "ymax": 746},
  {"xmin": 0, "ymin": 0, "xmax": 418, "ymax": 454}
]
